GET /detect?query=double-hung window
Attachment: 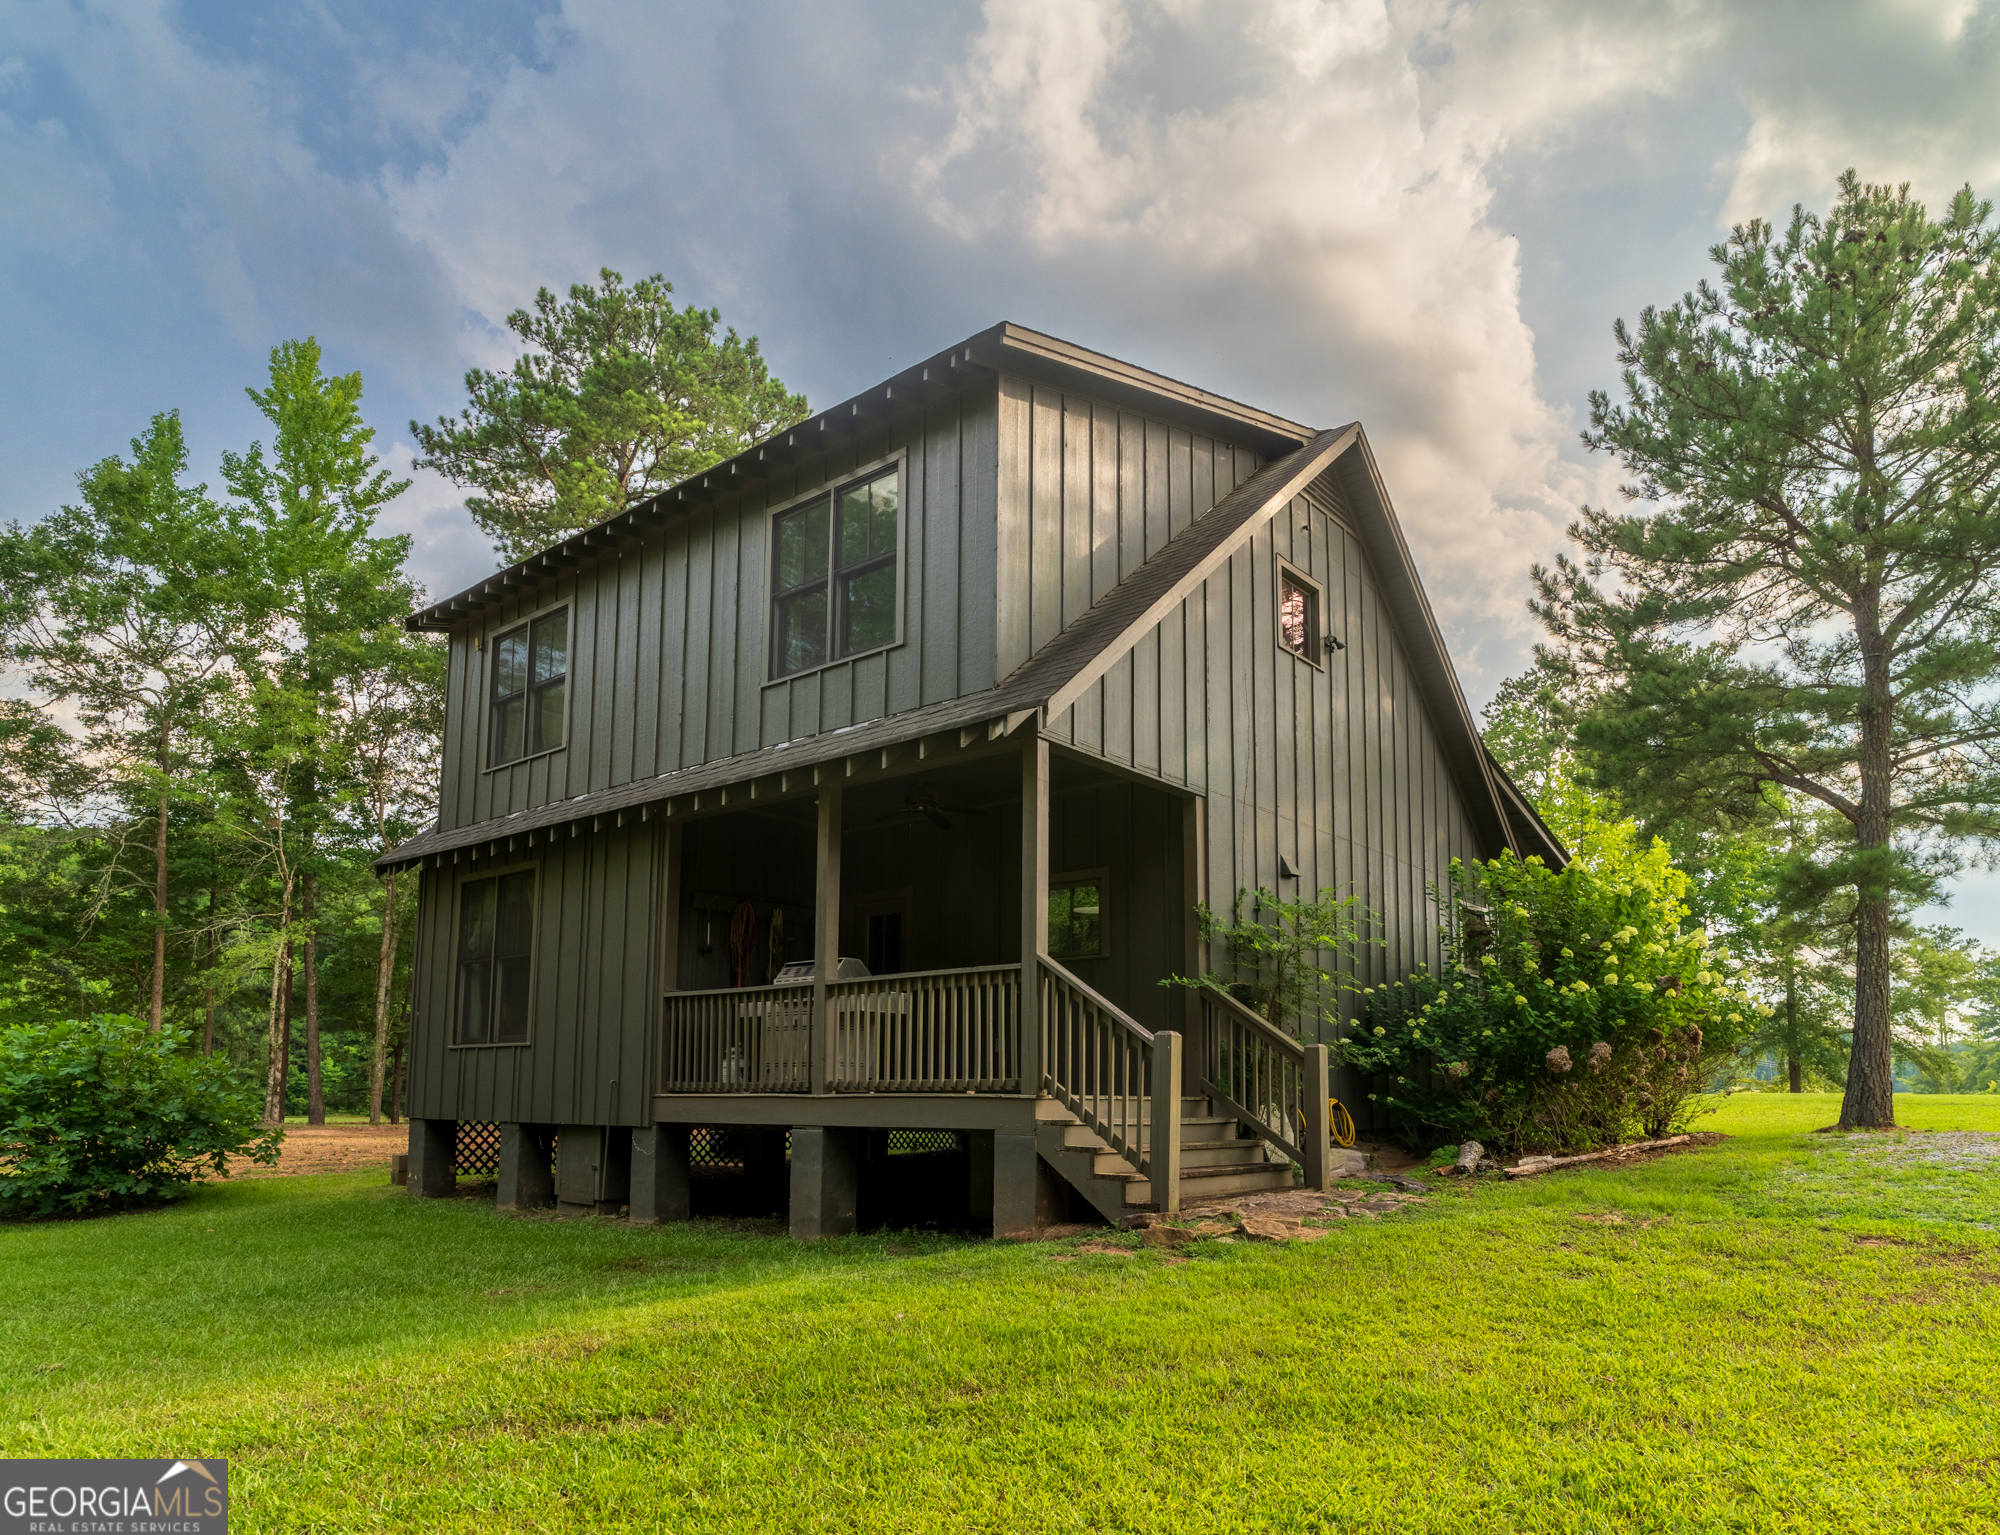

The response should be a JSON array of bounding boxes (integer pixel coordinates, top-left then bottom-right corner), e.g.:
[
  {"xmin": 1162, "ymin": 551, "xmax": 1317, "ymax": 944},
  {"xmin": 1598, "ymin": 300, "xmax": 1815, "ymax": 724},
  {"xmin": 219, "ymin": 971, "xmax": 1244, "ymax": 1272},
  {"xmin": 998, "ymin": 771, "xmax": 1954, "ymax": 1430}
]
[
  {"xmin": 457, "ymin": 868, "xmax": 536, "ymax": 1044},
  {"xmin": 771, "ymin": 466, "xmax": 901, "ymax": 678},
  {"xmin": 489, "ymin": 609, "xmax": 567, "ymax": 766}
]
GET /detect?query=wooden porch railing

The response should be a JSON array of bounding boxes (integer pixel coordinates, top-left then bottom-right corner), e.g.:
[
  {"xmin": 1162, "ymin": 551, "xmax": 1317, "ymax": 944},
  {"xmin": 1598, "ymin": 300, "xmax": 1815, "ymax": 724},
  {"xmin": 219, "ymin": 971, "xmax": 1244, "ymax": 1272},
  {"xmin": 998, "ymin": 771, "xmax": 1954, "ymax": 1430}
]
[
  {"xmin": 658, "ymin": 965, "xmax": 1022, "ymax": 1095},
  {"xmin": 1039, "ymin": 957, "xmax": 1182, "ymax": 1211},
  {"xmin": 658, "ymin": 982, "xmax": 815, "ymax": 1093},
  {"xmin": 825, "ymin": 964, "xmax": 1021, "ymax": 1092},
  {"xmin": 1195, "ymin": 985, "xmax": 1330, "ymax": 1188}
]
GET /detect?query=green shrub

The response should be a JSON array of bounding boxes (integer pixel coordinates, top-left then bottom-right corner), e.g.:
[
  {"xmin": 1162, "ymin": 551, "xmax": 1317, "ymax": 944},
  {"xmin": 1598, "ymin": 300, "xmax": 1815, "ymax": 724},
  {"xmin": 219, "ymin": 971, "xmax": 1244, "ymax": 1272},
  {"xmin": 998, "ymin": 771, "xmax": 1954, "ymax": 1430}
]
[
  {"xmin": 0, "ymin": 1015, "xmax": 281, "ymax": 1217},
  {"xmin": 1338, "ymin": 823, "xmax": 1763, "ymax": 1155}
]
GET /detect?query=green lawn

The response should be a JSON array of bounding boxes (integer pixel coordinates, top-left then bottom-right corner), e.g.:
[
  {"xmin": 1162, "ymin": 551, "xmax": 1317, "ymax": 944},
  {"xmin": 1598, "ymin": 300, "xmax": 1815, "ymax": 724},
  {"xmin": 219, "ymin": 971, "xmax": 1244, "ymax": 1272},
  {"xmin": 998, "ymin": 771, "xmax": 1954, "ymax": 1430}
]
[{"xmin": 4, "ymin": 1096, "xmax": 1998, "ymax": 1533}]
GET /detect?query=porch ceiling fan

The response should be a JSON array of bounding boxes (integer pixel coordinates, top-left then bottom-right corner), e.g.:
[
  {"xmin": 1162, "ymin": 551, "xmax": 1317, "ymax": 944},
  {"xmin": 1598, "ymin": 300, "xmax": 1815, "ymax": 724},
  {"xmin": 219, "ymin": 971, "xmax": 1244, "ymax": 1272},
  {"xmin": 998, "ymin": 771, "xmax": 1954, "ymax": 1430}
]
[{"xmin": 878, "ymin": 784, "xmax": 988, "ymax": 831}]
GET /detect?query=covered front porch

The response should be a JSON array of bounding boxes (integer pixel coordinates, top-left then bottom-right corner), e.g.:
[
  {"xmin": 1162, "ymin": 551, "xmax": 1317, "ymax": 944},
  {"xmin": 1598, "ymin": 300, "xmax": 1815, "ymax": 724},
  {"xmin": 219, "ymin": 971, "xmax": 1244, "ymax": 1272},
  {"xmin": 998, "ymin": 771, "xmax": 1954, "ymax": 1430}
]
[{"xmin": 645, "ymin": 732, "xmax": 1334, "ymax": 1237}]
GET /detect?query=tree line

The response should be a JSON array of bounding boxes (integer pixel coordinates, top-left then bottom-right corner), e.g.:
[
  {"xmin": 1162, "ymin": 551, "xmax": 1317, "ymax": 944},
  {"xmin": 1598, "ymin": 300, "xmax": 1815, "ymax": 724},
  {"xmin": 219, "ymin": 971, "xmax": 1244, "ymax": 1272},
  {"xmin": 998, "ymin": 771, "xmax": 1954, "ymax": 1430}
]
[
  {"xmin": 7, "ymin": 184, "xmax": 1999, "ymax": 1138},
  {"xmin": 0, "ymin": 273, "xmax": 805, "ymax": 1126}
]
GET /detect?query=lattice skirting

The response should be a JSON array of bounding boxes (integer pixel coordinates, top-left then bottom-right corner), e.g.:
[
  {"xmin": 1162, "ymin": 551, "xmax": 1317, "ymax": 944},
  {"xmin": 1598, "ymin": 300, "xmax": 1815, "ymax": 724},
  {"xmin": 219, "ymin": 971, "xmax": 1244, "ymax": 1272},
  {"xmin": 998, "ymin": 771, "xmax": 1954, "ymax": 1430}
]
[
  {"xmin": 454, "ymin": 1122, "xmax": 959, "ymax": 1175},
  {"xmin": 453, "ymin": 1121, "xmax": 557, "ymax": 1175},
  {"xmin": 887, "ymin": 1130, "xmax": 960, "ymax": 1155}
]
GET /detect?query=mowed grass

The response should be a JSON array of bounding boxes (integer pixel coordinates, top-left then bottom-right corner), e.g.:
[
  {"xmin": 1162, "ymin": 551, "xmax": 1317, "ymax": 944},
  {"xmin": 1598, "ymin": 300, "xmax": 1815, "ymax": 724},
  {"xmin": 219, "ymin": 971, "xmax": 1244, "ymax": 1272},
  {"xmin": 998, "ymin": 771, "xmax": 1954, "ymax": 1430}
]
[{"xmin": 4, "ymin": 1097, "xmax": 1999, "ymax": 1534}]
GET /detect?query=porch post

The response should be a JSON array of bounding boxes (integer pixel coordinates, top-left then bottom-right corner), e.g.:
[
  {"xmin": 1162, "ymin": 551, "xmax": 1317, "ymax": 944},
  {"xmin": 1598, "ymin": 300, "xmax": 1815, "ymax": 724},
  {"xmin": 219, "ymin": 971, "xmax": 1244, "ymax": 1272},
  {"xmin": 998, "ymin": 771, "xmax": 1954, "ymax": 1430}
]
[
  {"xmin": 656, "ymin": 820, "xmax": 683, "ymax": 1101},
  {"xmin": 1149, "ymin": 1031, "xmax": 1182, "ymax": 1213},
  {"xmin": 1181, "ymin": 797, "xmax": 1204, "ymax": 1039},
  {"xmin": 1303, "ymin": 1043, "xmax": 1331, "ymax": 1190},
  {"xmin": 1019, "ymin": 736, "xmax": 1049, "ymax": 1096},
  {"xmin": 812, "ymin": 784, "xmax": 843, "ymax": 1096}
]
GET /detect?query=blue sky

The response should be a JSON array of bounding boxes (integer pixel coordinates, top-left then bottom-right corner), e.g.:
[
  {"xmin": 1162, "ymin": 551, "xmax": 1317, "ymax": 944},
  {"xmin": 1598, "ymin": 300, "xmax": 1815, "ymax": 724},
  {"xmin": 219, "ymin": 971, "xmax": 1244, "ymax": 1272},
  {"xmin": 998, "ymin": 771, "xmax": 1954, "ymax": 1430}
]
[{"xmin": 5, "ymin": 0, "xmax": 2000, "ymax": 932}]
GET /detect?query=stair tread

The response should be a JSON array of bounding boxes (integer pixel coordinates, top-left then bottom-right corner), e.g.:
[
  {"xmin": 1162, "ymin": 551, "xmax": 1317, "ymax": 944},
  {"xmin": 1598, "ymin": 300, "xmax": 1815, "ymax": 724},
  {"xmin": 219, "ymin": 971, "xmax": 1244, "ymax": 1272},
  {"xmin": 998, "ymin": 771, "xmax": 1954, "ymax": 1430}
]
[{"xmin": 1068, "ymin": 1161, "xmax": 1294, "ymax": 1184}]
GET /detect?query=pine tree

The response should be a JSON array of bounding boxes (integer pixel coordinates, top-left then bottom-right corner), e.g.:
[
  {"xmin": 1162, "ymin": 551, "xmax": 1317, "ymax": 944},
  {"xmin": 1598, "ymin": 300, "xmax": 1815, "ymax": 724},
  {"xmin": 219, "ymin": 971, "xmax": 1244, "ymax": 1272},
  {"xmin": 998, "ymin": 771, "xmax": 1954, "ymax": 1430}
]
[
  {"xmin": 412, "ymin": 270, "xmax": 809, "ymax": 561},
  {"xmin": 1535, "ymin": 172, "xmax": 2000, "ymax": 1129}
]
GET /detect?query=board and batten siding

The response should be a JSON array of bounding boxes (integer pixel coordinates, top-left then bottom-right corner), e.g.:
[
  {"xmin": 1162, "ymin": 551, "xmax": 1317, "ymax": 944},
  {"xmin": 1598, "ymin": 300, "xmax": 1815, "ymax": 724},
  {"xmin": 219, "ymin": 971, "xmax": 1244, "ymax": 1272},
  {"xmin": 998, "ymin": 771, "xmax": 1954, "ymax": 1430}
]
[
  {"xmin": 1045, "ymin": 466, "xmax": 1486, "ymax": 1032},
  {"xmin": 994, "ymin": 374, "xmax": 1264, "ymax": 683},
  {"xmin": 433, "ymin": 380, "xmax": 1002, "ymax": 836},
  {"xmin": 407, "ymin": 823, "xmax": 661, "ymax": 1128}
]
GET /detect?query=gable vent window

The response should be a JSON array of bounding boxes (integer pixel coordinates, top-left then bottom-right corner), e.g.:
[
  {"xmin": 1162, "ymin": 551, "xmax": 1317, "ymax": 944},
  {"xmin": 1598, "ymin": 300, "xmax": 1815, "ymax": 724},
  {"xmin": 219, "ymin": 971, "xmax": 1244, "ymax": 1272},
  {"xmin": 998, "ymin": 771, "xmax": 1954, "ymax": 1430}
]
[
  {"xmin": 457, "ymin": 868, "xmax": 536, "ymax": 1045},
  {"xmin": 489, "ymin": 609, "xmax": 567, "ymax": 767},
  {"xmin": 1277, "ymin": 563, "xmax": 1323, "ymax": 665},
  {"xmin": 771, "ymin": 466, "xmax": 901, "ymax": 679}
]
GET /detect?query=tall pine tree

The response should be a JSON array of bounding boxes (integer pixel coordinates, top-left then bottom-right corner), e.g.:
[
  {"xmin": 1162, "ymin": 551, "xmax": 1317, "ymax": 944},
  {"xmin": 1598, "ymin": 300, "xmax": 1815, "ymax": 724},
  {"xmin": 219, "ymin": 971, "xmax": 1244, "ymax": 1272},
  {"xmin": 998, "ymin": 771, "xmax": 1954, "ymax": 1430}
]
[{"xmin": 1536, "ymin": 173, "xmax": 2000, "ymax": 1128}]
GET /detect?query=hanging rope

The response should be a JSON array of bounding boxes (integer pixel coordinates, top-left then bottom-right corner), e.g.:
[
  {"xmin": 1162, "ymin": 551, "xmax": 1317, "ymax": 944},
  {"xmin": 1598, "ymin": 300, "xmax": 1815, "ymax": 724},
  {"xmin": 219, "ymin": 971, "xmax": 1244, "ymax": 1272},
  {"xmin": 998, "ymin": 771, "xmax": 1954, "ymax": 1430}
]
[
  {"xmin": 729, "ymin": 900, "xmax": 758, "ymax": 988},
  {"xmin": 766, "ymin": 907, "xmax": 786, "ymax": 982}
]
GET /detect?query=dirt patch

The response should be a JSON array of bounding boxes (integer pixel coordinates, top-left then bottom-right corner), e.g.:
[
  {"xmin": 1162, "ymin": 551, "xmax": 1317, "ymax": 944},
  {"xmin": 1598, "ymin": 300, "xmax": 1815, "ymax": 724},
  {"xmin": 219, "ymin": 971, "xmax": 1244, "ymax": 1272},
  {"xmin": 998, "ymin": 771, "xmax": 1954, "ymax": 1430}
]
[
  {"xmin": 1353, "ymin": 1138, "xmax": 1423, "ymax": 1173},
  {"xmin": 221, "ymin": 1122, "xmax": 409, "ymax": 1180},
  {"xmin": 1836, "ymin": 1131, "xmax": 2000, "ymax": 1171}
]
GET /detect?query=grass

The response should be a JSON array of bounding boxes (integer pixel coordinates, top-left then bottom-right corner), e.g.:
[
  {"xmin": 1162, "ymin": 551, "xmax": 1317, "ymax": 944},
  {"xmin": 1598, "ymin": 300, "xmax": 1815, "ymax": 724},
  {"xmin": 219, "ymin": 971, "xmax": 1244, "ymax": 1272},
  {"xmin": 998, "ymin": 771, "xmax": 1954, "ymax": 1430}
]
[{"xmin": 3, "ymin": 1096, "xmax": 1998, "ymax": 1533}]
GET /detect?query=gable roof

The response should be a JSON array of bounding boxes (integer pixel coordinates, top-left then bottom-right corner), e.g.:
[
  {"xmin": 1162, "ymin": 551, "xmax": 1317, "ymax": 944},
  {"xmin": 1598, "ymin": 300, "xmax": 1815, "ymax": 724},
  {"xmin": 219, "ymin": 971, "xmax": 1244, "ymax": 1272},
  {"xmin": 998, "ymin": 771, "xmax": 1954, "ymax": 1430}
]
[
  {"xmin": 407, "ymin": 321, "xmax": 1313, "ymax": 634},
  {"xmin": 376, "ymin": 409, "xmax": 1565, "ymax": 873}
]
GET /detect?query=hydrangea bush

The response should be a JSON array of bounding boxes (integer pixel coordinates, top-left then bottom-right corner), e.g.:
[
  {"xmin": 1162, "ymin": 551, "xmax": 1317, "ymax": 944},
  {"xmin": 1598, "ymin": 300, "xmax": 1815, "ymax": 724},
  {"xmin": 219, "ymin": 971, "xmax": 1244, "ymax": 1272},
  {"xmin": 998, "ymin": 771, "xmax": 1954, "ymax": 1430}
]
[{"xmin": 1337, "ymin": 823, "xmax": 1762, "ymax": 1154}]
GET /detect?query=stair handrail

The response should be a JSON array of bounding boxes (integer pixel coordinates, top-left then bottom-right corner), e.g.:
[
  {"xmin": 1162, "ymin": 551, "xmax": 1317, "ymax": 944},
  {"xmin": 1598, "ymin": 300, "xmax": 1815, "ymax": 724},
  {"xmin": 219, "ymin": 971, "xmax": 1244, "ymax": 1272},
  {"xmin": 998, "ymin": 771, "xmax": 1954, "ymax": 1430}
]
[
  {"xmin": 1038, "ymin": 956, "xmax": 1182, "ymax": 1211},
  {"xmin": 1196, "ymin": 983, "xmax": 1331, "ymax": 1189}
]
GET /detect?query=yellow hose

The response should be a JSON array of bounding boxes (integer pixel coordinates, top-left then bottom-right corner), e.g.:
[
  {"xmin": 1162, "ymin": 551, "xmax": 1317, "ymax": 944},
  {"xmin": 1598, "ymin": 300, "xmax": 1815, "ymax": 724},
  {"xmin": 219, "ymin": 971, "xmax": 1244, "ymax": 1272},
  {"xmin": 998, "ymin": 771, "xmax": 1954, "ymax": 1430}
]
[{"xmin": 1329, "ymin": 1097, "xmax": 1357, "ymax": 1148}]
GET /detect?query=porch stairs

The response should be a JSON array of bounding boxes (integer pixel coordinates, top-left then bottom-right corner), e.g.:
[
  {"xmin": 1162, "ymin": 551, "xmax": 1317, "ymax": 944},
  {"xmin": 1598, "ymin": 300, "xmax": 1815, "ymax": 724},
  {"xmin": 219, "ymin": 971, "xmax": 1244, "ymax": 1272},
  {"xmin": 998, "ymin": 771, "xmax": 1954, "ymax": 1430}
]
[{"xmin": 1036, "ymin": 1095, "xmax": 1294, "ymax": 1222}]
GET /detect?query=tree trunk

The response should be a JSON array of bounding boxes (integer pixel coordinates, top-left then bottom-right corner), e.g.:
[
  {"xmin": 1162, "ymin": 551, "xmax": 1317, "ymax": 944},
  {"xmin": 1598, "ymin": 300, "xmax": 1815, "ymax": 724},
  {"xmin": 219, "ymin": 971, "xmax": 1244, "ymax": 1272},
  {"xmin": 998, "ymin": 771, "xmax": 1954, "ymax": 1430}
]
[
  {"xmin": 1785, "ymin": 963, "xmax": 1801, "ymax": 1093},
  {"xmin": 202, "ymin": 870, "xmax": 219, "ymax": 1055},
  {"xmin": 1841, "ymin": 593, "xmax": 1898, "ymax": 1129},
  {"xmin": 391, "ymin": 1033, "xmax": 405, "ymax": 1125},
  {"xmin": 304, "ymin": 863, "xmax": 324, "ymax": 1125},
  {"xmin": 391, "ymin": 986, "xmax": 410, "ymax": 1125},
  {"xmin": 369, "ymin": 871, "xmax": 400, "ymax": 1125},
  {"xmin": 278, "ymin": 939, "xmax": 294, "ymax": 1117},
  {"xmin": 261, "ymin": 879, "xmax": 293, "ymax": 1127},
  {"xmin": 151, "ymin": 785, "xmax": 169, "ymax": 1033}
]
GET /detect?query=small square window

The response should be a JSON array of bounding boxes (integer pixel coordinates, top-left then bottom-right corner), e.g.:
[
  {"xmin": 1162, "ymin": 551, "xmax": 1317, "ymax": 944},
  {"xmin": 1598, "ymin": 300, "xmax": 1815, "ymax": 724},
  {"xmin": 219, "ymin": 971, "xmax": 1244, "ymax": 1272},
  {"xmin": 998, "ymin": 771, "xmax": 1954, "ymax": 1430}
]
[
  {"xmin": 770, "ymin": 467, "xmax": 901, "ymax": 679},
  {"xmin": 1278, "ymin": 566, "xmax": 1321, "ymax": 662},
  {"xmin": 1049, "ymin": 870, "xmax": 1108, "ymax": 960},
  {"xmin": 457, "ymin": 868, "xmax": 536, "ymax": 1044},
  {"xmin": 489, "ymin": 608, "xmax": 567, "ymax": 766}
]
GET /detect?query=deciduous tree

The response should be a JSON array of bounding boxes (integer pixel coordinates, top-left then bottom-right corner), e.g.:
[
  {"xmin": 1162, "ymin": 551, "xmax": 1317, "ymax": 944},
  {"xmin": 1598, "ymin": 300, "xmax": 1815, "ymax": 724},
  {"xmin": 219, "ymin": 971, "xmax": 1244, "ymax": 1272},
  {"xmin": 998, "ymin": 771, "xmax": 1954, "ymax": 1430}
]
[{"xmin": 0, "ymin": 414, "xmax": 241, "ymax": 1030}]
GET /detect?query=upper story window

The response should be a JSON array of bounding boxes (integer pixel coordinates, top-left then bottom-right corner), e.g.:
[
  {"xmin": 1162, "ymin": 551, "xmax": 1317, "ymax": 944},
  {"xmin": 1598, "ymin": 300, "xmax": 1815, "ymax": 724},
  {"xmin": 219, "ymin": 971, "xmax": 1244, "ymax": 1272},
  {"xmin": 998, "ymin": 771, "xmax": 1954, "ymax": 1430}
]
[
  {"xmin": 489, "ymin": 609, "xmax": 567, "ymax": 767},
  {"xmin": 1277, "ymin": 563, "xmax": 1323, "ymax": 664},
  {"xmin": 457, "ymin": 868, "xmax": 535, "ymax": 1044},
  {"xmin": 771, "ymin": 466, "xmax": 901, "ymax": 679}
]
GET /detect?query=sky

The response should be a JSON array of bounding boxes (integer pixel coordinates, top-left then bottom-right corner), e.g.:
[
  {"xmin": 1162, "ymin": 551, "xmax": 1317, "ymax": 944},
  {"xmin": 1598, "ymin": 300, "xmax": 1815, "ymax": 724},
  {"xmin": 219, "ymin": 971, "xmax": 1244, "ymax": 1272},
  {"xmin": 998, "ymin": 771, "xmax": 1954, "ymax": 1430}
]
[{"xmin": 4, "ymin": 0, "xmax": 2000, "ymax": 929}]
